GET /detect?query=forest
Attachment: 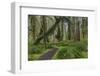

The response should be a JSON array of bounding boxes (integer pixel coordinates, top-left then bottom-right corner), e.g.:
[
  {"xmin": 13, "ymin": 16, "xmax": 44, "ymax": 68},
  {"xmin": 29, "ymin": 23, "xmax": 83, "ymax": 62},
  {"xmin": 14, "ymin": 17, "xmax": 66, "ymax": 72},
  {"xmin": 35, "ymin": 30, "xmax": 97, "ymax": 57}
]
[{"xmin": 28, "ymin": 15, "xmax": 88, "ymax": 61}]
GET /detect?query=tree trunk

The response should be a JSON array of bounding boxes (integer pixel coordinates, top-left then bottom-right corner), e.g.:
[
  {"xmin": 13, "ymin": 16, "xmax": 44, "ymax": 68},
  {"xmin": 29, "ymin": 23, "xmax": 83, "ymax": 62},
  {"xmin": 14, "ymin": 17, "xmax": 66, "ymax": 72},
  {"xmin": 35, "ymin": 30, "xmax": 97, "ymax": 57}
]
[
  {"xmin": 74, "ymin": 17, "xmax": 80, "ymax": 41},
  {"xmin": 82, "ymin": 18, "xmax": 85, "ymax": 39},
  {"xmin": 61, "ymin": 18, "xmax": 64, "ymax": 41},
  {"xmin": 76, "ymin": 21, "xmax": 80, "ymax": 41},
  {"xmin": 68, "ymin": 17, "xmax": 71, "ymax": 40},
  {"xmin": 42, "ymin": 16, "xmax": 47, "ymax": 48},
  {"xmin": 34, "ymin": 17, "xmax": 61, "ymax": 44},
  {"xmin": 31, "ymin": 16, "xmax": 36, "ymax": 40}
]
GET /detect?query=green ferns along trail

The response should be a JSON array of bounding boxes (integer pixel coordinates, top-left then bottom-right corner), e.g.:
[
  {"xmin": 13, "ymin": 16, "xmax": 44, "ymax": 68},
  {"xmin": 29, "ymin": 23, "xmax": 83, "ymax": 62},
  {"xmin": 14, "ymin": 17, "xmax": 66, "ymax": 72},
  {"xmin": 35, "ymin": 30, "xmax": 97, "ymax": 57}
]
[{"xmin": 28, "ymin": 15, "xmax": 88, "ymax": 61}]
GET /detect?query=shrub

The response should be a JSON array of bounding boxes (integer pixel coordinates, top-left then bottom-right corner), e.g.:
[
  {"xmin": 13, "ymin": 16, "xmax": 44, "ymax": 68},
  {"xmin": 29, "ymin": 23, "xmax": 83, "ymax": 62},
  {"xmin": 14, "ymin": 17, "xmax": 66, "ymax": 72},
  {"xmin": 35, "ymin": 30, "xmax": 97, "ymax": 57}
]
[
  {"xmin": 56, "ymin": 42, "xmax": 88, "ymax": 59},
  {"xmin": 57, "ymin": 43, "xmax": 69, "ymax": 46},
  {"xmin": 46, "ymin": 44, "xmax": 54, "ymax": 49},
  {"xmin": 28, "ymin": 45, "xmax": 45, "ymax": 54},
  {"xmin": 57, "ymin": 47, "xmax": 75, "ymax": 59},
  {"xmin": 69, "ymin": 41, "xmax": 87, "ymax": 51}
]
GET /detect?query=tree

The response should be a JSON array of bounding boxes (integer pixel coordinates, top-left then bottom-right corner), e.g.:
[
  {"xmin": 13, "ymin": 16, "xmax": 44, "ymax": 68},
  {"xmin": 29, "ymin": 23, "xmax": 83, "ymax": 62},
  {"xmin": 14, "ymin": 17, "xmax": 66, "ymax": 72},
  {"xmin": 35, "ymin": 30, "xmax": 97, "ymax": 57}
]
[
  {"xmin": 42, "ymin": 16, "xmax": 47, "ymax": 48},
  {"xmin": 76, "ymin": 20, "xmax": 80, "ymax": 41},
  {"xmin": 34, "ymin": 16, "xmax": 62, "ymax": 44},
  {"xmin": 73, "ymin": 17, "xmax": 81, "ymax": 41}
]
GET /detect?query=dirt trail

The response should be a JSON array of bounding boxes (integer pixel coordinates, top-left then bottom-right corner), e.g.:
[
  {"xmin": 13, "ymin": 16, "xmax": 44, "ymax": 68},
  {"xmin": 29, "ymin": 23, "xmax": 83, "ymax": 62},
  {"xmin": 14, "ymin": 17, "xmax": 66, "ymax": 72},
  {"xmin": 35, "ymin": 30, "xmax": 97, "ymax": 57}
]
[{"xmin": 38, "ymin": 48, "xmax": 58, "ymax": 60}]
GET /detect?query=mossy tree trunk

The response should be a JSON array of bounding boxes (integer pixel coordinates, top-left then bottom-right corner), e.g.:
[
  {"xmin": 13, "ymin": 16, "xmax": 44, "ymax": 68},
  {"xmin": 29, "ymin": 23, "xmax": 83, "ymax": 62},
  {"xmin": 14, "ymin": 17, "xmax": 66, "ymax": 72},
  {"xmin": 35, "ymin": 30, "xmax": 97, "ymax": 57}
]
[{"xmin": 34, "ymin": 17, "xmax": 62, "ymax": 44}]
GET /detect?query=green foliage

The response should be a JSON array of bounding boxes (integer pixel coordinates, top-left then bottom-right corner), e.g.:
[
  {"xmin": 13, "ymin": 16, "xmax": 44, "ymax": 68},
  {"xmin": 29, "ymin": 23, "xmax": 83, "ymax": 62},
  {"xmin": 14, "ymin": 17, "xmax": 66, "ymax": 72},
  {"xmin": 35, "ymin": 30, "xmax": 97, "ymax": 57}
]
[
  {"xmin": 69, "ymin": 41, "xmax": 87, "ymax": 51},
  {"xmin": 28, "ymin": 15, "xmax": 88, "ymax": 60},
  {"xmin": 28, "ymin": 54, "xmax": 40, "ymax": 61},
  {"xmin": 57, "ymin": 47, "xmax": 75, "ymax": 59},
  {"xmin": 56, "ymin": 41, "xmax": 88, "ymax": 59},
  {"xmin": 28, "ymin": 45, "xmax": 45, "ymax": 54},
  {"xmin": 57, "ymin": 43, "xmax": 68, "ymax": 46},
  {"xmin": 46, "ymin": 44, "xmax": 54, "ymax": 49}
]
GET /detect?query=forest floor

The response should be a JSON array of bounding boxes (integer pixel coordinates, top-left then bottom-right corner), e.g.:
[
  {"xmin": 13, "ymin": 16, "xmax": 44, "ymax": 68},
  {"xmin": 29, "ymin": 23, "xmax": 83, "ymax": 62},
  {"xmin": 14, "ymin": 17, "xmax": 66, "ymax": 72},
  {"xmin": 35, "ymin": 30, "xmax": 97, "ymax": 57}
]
[
  {"xmin": 38, "ymin": 48, "xmax": 58, "ymax": 60},
  {"xmin": 28, "ymin": 40, "xmax": 88, "ymax": 60}
]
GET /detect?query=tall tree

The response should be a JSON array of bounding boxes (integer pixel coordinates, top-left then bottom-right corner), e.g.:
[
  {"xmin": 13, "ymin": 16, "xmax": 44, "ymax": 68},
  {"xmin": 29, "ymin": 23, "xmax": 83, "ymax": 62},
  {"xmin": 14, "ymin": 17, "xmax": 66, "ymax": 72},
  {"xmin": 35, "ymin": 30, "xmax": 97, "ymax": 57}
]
[
  {"xmin": 76, "ymin": 20, "xmax": 80, "ymax": 41},
  {"xmin": 73, "ymin": 17, "xmax": 80, "ymax": 41},
  {"xmin": 34, "ymin": 16, "xmax": 62, "ymax": 44},
  {"xmin": 82, "ymin": 18, "xmax": 85, "ymax": 39},
  {"xmin": 67, "ymin": 17, "xmax": 71, "ymax": 40},
  {"xmin": 42, "ymin": 16, "xmax": 47, "ymax": 48}
]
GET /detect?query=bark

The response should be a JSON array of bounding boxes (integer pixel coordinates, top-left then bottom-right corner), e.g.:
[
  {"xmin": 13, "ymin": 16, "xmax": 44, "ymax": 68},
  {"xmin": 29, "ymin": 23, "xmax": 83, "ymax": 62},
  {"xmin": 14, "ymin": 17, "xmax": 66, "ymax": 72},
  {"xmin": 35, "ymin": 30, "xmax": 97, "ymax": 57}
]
[
  {"xmin": 68, "ymin": 17, "xmax": 71, "ymax": 40},
  {"xmin": 34, "ymin": 17, "xmax": 62, "ymax": 44}
]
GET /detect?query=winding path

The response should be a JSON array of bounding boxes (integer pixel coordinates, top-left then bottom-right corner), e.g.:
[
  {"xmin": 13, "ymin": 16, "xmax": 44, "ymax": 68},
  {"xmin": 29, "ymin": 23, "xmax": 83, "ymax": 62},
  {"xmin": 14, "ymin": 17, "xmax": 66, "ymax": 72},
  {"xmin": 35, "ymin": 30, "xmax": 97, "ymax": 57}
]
[{"xmin": 38, "ymin": 48, "xmax": 58, "ymax": 60}]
